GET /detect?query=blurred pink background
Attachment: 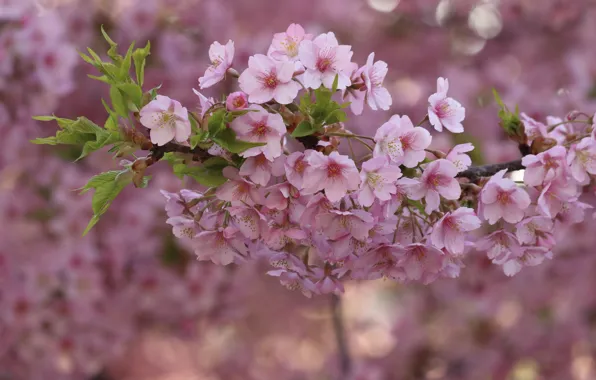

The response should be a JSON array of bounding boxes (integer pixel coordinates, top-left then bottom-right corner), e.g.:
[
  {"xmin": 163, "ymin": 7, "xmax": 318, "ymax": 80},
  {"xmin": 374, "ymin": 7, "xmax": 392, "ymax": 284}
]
[{"xmin": 2, "ymin": 0, "xmax": 596, "ymax": 379}]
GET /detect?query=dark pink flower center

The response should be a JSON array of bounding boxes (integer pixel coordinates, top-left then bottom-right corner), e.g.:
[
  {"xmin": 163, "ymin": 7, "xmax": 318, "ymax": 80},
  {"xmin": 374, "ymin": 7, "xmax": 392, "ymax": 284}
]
[
  {"xmin": 294, "ymin": 158, "xmax": 307, "ymax": 174},
  {"xmin": 251, "ymin": 121, "xmax": 270, "ymax": 137},
  {"xmin": 327, "ymin": 161, "xmax": 343, "ymax": 179},
  {"xmin": 260, "ymin": 71, "xmax": 279, "ymax": 89},
  {"xmin": 316, "ymin": 48, "xmax": 336, "ymax": 72},
  {"xmin": 497, "ymin": 190, "xmax": 511, "ymax": 204},
  {"xmin": 425, "ymin": 173, "xmax": 448, "ymax": 188},
  {"xmin": 233, "ymin": 96, "xmax": 246, "ymax": 108},
  {"xmin": 434, "ymin": 99, "xmax": 453, "ymax": 118}
]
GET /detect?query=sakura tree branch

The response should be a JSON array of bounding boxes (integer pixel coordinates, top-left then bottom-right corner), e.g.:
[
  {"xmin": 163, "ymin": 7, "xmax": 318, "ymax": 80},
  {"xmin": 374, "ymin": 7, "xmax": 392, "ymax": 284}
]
[
  {"xmin": 330, "ymin": 294, "xmax": 352, "ymax": 377},
  {"xmin": 456, "ymin": 159, "xmax": 524, "ymax": 181}
]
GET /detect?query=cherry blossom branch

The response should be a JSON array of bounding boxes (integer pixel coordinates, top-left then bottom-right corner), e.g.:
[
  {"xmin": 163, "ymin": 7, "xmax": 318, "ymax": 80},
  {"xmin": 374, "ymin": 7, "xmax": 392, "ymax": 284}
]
[
  {"xmin": 456, "ymin": 159, "xmax": 524, "ymax": 181},
  {"xmin": 330, "ymin": 294, "xmax": 351, "ymax": 377}
]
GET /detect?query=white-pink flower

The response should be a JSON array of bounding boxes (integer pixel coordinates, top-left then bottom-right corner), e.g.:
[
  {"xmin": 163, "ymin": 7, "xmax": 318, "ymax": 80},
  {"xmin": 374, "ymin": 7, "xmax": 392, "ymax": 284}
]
[
  {"xmin": 567, "ymin": 137, "xmax": 596, "ymax": 184},
  {"xmin": 476, "ymin": 230, "xmax": 523, "ymax": 264},
  {"xmin": 230, "ymin": 105, "xmax": 287, "ymax": 160},
  {"xmin": 515, "ymin": 216, "xmax": 554, "ymax": 245},
  {"xmin": 501, "ymin": 247, "xmax": 552, "ymax": 277},
  {"xmin": 199, "ymin": 40, "xmax": 234, "ymax": 89},
  {"xmin": 430, "ymin": 207, "xmax": 481, "ymax": 255},
  {"xmin": 192, "ymin": 89, "xmax": 215, "ymax": 118},
  {"xmin": 360, "ymin": 52, "xmax": 392, "ymax": 112},
  {"xmin": 238, "ymin": 54, "xmax": 301, "ymax": 104},
  {"xmin": 373, "ymin": 115, "xmax": 432, "ymax": 167},
  {"xmin": 315, "ymin": 209, "xmax": 374, "ymax": 242},
  {"xmin": 225, "ymin": 91, "xmax": 248, "ymax": 111},
  {"xmin": 268, "ymin": 23, "xmax": 312, "ymax": 61},
  {"xmin": 139, "ymin": 95, "xmax": 191, "ymax": 146},
  {"xmin": 298, "ymin": 32, "xmax": 353, "ymax": 90},
  {"xmin": 408, "ymin": 159, "xmax": 461, "ymax": 214},
  {"xmin": 427, "ymin": 77, "xmax": 465, "ymax": 133},
  {"xmin": 522, "ymin": 145, "xmax": 567, "ymax": 186},
  {"xmin": 394, "ymin": 243, "xmax": 445, "ymax": 283},
  {"xmin": 521, "ymin": 112, "xmax": 547, "ymax": 143},
  {"xmin": 358, "ymin": 156, "xmax": 401, "ymax": 207},
  {"xmin": 303, "ymin": 151, "xmax": 360, "ymax": 202},
  {"xmin": 216, "ymin": 167, "xmax": 262, "ymax": 206},
  {"xmin": 239, "ymin": 154, "xmax": 285, "ymax": 186},
  {"xmin": 537, "ymin": 178, "xmax": 579, "ymax": 218},
  {"xmin": 479, "ymin": 169, "xmax": 531, "ymax": 224},
  {"xmin": 193, "ymin": 226, "xmax": 247, "ymax": 265},
  {"xmin": 446, "ymin": 143, "xmax": 474, "ymax": 172},
  {"xmin": 284, "ymin": 151, "xmax": 313, "ymax": 189}
]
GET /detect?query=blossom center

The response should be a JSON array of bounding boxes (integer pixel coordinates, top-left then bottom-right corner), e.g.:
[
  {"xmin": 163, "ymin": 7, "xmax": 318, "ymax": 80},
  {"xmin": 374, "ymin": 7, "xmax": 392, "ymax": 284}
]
[
  {"xmin": 251, "ymin": 121, "xmax": 270, "ymax": 137},
  {"xmin": 260, "ymin": 71, "xmax": 279, "ymax": 89},
  {"xmin": 497, "ymin": 191, "xmax": 510, "ymax": 204},
  {"xmin": 282, "ymin": 38, "xmax": 299, "ymax": 57},
  {"xmin": 435, "ymin": 100, "xmax": 453, "ymax": 118},
  {"xmin": 327, "ymin": 162, "xmax": 343, "ymax": 179},
  {"xmin": 367, "ymin": 172, "xmax": 383, "ymax": 189},
  {"xmin": 316, "ymin": 48, "xmax": 336, "ymax": 72},
  {"xmin": 294, "ymin": 158, "xmax": 307, "ymax": 174}
]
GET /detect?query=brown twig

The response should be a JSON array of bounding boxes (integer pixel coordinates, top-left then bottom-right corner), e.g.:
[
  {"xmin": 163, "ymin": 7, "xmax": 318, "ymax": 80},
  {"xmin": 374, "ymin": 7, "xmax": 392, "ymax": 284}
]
[
  {"xmin": 456, "ymin": 159, "xmax": 524, "ymax": 182},
  {"xmin": 330, "ymin": 294, "xmax": 351, "ymax": 378}
]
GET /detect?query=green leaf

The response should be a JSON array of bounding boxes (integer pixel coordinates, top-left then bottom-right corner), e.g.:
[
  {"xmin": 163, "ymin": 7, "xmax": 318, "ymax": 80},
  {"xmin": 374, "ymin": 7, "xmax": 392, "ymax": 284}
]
[
  {"xmin": 31, "ymin": 116, "xmax": 122, "ymax": 160},
  {"xmin": 115, "ymin": 83, "xmax": 143, "ymax": 108},
  {"xmin": 101, "ymin": 25, "xmax": 122, "ymax": 65},
  {"xmin": 207, "ymin": 109, "xmax": 227, "ymax": 136},
  {"xmin": 190, "ymin": 130, "xmax": 209, "ymax": 149},
  {"xmin": 212, "ymin": 128, "xmax": 266, "ymax": 154},
  {"xmin": 120, "ymin": 42, "xmax": 135, "ymax": 79},
  {"xmin": 31, "ymin": 136, "xmax": 58, "ymax": 145},
  {"xmin": 331, "ymin": 74, "xmax": 339, "ymax": 93},
  {"xmin": 324, "ymin": 109, "xmax": 347, "ymax": 125},
  {"xmin": 79, "ymin": 169, "xmax": 137, "ymax": 235},
  {"xmin": 132, "ymin": 41, "xmax": 151, "ymax": 87},
  {"xmin": 492, "ymin": 88, "xmax": 504, "ymax": 108},
  {"xmin": 173, "ymin": 157, "xmax": 229, "ymax": 187},
  {"xmin": 110, "ymin": 86, "xmax": 128, "ymax": 117},
  {"xmin": 291, "ymin": 120, "xmax": 316, "ymax": 137}
]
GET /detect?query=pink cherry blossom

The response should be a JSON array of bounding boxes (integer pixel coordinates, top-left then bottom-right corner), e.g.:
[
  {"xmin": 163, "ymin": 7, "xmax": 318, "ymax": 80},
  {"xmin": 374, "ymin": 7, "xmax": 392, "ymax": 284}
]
[
  {"xmin": 521, "ymin": 112, "xmax": 548, "ymax": 142},
  {"xmin": 476, "ymin": 230, "xmax": 523, "ymax": 264},
  {"xmin": 239, "ymin": 154, "xmax": 285, "ymax": 186},
  {"xmin": 298, "ymin": 32, "xmax": 353, "ymax": 90},
  {"xmin": 302, "ymin": 151, "xmax": 360, "ymax": 202},
  {"xmin": 501, "ymin": 247, "xmax": 553, "ymax": 276},
  {"xmin": 315, "ymin": 209, "xmax": 374, "ymax": 241},
  {"xmin": 373, "ymin": 114, "xmax": 432, "ymax": 167},
  {"xmin": 515, "ymin": 216, "xmax": 554, "ymax": 245},
  {"xmin": 198, "ymin": 40, "xmax": 234, "ymax": 89},
  {"xmin": 360, "ymin": 52, "xmax": 392, "ymax": 112},
  {"xmin": 343, "ymin": 62, "xmax": 366, "ymax": 115},
  {"xmin": 284, "ymin": 151, "xmax": 312, "ymax": 189},
  {"xmin": 480, "ymin": 169, "xmax": 531, "ymax": 224},
  {"xmin": 408, "ymin": 159, "xmax": 461, "ymax": 214},
  {"xmin": 238, "ymin": 54, "xmax": 301, "ymax": 104},
  {"xmin": 225, "ymin": 91, "xmax": 248, "ymax": 111},
  {"xmin": 139, "ymin": 95, "xmax": 191, "ymax": 146},
  {"xmin": 300, "ymin": 193, "xmax": 334, "ymax": 227},
  {"xmin": 358, "ymin": 156, "xmax": 401, "ymax": 207},
  {"xmin": 267, "ymin": 23, "xmax": 312, "ymax": 61},
  {"xmin": 192, "ymin": 89, "xmax": 215, "ymax": 118},
  {"xmin": 427, "ymin": 77, "xmax": 465, "ymax": 133},
  {"xmin": 430, "ymin": 207, "xmax": 481, "ymax": 255},
  {"xmin": 230, "ymin": 105, "xmax": 286, "ymax": 160},
  {"xmin": 215, "ymin": 167, "xmax": 262, "ymax": 206},
  {"xmin": 567, "ymin": 137, "xmax": 596, "ymax": 184},
  {"xmin": 166, "ymin": 215, "xmax": 200, "ymax": 240},
  {"xmin": 394, "ymin": 243, "xmax": 445, "ymax": 283},
  {"xmin": 537, "ymin": 178, "xmax": 579, "ymax": 217},
  {"xmin": 227, "ymin": 205, "xmax": 266, "ymax": 240},
  {"xmin": 446, "ymin": 143, "xmax": 474, "ymax": 172},
  {"xmin": 193, "ymin": 226, "xmax": 247, "ymax": 265},
  {"xmin": 522, "ymin": 145, "xmax": 568, "ymax": 186}
]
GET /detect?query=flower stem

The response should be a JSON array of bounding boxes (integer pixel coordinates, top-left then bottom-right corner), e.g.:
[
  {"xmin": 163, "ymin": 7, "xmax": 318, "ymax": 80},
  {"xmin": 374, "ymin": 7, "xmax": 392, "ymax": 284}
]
[{"xmin": 330, "ymin": 294, "xmax": 351, "ymax": 378}]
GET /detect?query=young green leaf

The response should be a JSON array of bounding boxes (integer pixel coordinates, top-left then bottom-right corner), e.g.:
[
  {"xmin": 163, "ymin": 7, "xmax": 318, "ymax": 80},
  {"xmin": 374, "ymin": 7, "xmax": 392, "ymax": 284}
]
[
  {"xmin": 110, "ymin": 86, "xmax": 129, "ymax": 118},
  {"xmin": 172, "ymin": 157, "xmax": 229, "ymax": 187},
  {"xmin": 291, "ymin": 120, "xmax": 316, "ymax": 137},
  {"xmin": 132, "ymin": 41, "xmax": 151, "ymax": 87},
  {"xmin": 79, "ymin": 169, "xmax": 140, "ymax": 235},
  {"xmin": 212, "ymin": 128, "xmax": 266, "ymax": 154}
]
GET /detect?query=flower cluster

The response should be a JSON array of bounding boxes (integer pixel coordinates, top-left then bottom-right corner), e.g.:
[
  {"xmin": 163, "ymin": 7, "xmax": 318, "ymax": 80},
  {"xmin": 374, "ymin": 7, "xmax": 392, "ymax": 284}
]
[{"xmin": 126, "ymin": 24, "xmax": 596, "ymax": 297}]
